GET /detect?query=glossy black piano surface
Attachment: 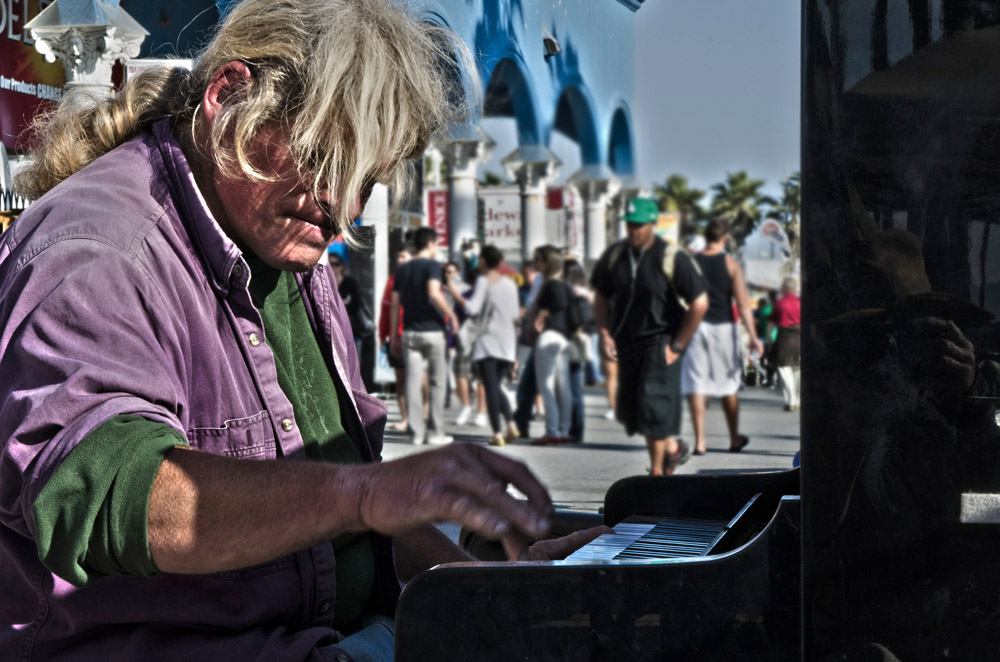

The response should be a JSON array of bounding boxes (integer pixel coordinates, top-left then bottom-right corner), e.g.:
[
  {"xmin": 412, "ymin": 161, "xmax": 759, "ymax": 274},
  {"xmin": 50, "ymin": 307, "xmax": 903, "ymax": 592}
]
[
  {"xmin": 803, "ymin": 1, "xmax": 1000, "ymax": 658},
  {"xmin": 395, "ymin": 471, "xmax": 800, "ymax": 661},
  {"xmin": 397, "ymin": 3, "xmax": 1000, "ymax": 659}
]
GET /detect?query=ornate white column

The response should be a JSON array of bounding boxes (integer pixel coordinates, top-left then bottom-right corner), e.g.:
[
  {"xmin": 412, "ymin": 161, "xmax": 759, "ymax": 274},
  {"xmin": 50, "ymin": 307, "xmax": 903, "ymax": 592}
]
[
  {"xmin": 502, "ymin": 146, "xmax": 561, "ymax": 261},
  {"xmin": 609, "ymin": 175, "xmax": 650, "ymax": 242},
  {"xmin": 26, "ymin": 0, "xmax": 148, "ymax": 97},
  {"xmin": 437, "ymin": 123, "xmax": 494, "ymax": 265},
  {"xmin": 568, "ymin": 165, "xmax": 621, "ymax": 261}
]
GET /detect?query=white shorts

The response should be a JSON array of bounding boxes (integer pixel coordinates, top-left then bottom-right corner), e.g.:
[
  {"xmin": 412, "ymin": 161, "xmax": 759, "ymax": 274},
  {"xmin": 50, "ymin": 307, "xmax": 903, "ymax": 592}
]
[{"xmin": 681, "ymin": 322, "xmax": 742, "ymax": 397}]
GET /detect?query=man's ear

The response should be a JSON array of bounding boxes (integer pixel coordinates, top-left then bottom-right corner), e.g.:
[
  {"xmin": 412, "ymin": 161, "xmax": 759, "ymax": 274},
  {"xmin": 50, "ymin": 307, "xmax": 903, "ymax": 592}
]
[{"xmin": 201, "ymin": 61, "xmax": 253, "ymax": 126}]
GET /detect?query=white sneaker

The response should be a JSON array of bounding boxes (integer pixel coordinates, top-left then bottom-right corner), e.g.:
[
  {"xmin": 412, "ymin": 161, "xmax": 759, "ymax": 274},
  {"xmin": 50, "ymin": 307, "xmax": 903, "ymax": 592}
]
[
  {"xmin": 454, "ymin": 406, "xmax": 473, "ymax": 426},
  {"xmin": 603, "ymin": 409, "xmax": 616, "ymax": 421},
  {"xmin": 473, "ymin": 412, "xmax": 489, "ymax": 427},
  {"xmin": 426, "ymin": 434, "xmax": 454, "ymax": 445}
]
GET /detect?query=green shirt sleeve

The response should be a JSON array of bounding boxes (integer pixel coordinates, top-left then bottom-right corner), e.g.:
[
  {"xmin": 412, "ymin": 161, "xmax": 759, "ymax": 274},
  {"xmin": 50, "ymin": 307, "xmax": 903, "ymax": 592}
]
[{"xmin": 32, "ymin": 415, "xmax": 188, "ymax": 588}]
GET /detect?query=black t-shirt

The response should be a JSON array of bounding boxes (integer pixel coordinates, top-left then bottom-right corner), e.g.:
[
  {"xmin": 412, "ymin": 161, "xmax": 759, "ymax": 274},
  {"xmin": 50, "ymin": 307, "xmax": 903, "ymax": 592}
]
[
  {"xmin": 590, "ymin": 237, "xmax": 708, "ymax": 347},
  {"xmin": 535, "ymin": 279, "xmax": 572, "ymax": 338},
  {"xmin": 393, "ymin": 258, "xmax": 445, "ymax": 332}
]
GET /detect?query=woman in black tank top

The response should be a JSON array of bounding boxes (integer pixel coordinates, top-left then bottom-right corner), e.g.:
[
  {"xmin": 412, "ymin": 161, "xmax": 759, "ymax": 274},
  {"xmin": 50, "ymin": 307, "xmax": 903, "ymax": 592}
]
[
  {"xmin": 695, "ymin": 252, "xmax": 735, "ymax": 324},
  {"xmin": 682, "ymin": 220, "xmax": 764, "ymax": 455}
]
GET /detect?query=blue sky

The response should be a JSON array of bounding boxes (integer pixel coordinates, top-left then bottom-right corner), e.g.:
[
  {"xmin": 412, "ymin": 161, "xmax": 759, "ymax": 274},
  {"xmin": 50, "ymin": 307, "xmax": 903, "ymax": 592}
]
[{"xmin": 633, "ymin": 0, "xmax": 801, "ymax": 198}]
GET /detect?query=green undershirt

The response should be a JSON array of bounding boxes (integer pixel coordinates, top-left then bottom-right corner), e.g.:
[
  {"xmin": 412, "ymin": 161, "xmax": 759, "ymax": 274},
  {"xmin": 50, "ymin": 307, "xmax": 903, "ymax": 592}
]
[{"xmin": 32, "ymin": 256, "xmax": 374, "ymax": 628}]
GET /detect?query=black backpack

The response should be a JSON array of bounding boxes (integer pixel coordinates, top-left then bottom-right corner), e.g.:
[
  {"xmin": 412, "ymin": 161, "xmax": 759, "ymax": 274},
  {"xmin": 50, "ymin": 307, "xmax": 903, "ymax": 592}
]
[{"xmin": 564, "ymin": 282, "xmax": 593, "ymax": 334}]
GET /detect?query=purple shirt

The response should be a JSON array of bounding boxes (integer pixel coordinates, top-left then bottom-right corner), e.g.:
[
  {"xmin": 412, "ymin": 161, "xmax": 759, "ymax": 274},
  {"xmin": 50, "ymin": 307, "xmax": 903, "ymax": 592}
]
[{"xmin": 0, "ymin": 120, "xmax": 395, "ymax": 661}]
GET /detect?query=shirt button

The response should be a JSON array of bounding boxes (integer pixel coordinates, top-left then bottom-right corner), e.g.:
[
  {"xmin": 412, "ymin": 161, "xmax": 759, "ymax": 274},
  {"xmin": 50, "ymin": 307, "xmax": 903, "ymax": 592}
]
[
  {"xmin": 248, "ymin": 333, "xmax": 260, "ymax": 346},
  {"xmin": 232, "ymin": 263, "xmax": 243, "ymax": 278},
  {"xmin": 336, "ymin": 654, "xmax": 348, "ymax": 662},
  {"xmin": 319, "ymin": 600, "xmax": 330, "ymax": 614},
  {"xmin": 281, "ymin": 418, "xmax": 294, "ymax": 432}
]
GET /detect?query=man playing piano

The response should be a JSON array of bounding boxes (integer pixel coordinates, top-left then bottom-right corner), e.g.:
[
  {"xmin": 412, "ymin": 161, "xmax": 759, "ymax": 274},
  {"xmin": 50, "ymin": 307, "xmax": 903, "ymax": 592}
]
[
  {"xmin": 0, "ymin": 2, "xmax": 605, "ymax": 660},
  {"xmin": 592, "ymin": 198, "xmax": 710, "ymax": 476}
]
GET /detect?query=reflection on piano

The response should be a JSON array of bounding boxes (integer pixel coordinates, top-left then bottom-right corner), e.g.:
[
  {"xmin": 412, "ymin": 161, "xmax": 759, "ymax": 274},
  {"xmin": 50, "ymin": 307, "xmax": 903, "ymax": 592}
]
[{"xmin": 394, "ymin": 470, "xmax": 800, "ymax": 661}]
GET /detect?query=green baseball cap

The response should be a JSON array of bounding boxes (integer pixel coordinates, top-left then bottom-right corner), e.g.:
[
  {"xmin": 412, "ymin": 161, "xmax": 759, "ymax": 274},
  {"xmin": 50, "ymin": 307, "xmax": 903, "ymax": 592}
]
[{"xmin": 623, "ymin": 197, "xmax": 659, "ymax": 224}]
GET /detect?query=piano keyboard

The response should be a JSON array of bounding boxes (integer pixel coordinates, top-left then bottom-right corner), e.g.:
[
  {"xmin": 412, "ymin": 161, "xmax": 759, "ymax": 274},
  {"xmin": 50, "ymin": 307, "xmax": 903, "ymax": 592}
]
[{"xmin": 561, "ymin": 517, "xmax": 729, "ymax": 563}]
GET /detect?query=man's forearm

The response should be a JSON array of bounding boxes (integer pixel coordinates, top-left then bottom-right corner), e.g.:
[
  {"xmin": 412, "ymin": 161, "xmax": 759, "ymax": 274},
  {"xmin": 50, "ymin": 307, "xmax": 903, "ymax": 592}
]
[
  {"xmin": 673, "ymin": 295, "xmax": 709, "ymax": 348},
  {"xmin": 593, "ymin": 293, "xmax": 610, "ymax": 336},
  {"xmin": 148, "ymin": 448, "xmax": 366, "ymax": 575},
  {"xmin": 429, "ymin": 290, "xmax": 454, "ymax": 323},
  {"xmin": 389, "ymin": 300, "xmax": 400, "ymax": 339}
]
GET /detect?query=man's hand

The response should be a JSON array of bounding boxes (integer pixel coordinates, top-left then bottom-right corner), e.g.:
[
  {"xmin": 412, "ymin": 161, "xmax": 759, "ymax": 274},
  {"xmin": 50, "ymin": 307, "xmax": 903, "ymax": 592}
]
[
  {"xmin": 518, "ymin": 525, "xmax": 615, "ymax": 561},
  {"xmin": 350, "ymin": 445, "xmax": 554, "ymax": 561},
  {"xmin": 599, "ymin": 332, "xmax": 617, "ymax": 362},
  {"xmin": 665, "ymin": 344, "xmax": 681, "ymax": 366},
  {"xmin": 750, "ymin": 337, "xmax": 765, "ymax": 358},
  {"xmin": 898, "ymin": 316, "xmax": 976, "ymax": 394}
]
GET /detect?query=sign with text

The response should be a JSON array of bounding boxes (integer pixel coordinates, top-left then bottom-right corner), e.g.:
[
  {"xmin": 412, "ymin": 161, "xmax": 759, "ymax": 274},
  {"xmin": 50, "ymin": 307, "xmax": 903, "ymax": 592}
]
[
  {"xmin": 478, "ymin": 187, "xmax": 521, "ymax": 263},
  {"xmin": 425, "ymin": 187, "xmax": 449, "ymax": 252},
  {"xmin": 0, "ymin": 0, "xmax": 63, "ymax": 151}
]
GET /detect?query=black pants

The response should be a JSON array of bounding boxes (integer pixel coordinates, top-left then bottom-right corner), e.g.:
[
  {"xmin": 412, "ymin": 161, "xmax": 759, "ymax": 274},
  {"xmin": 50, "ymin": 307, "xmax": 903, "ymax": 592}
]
[{"xmin": 475, "ymin": 357, "xmax": 513, "ymax": 434}]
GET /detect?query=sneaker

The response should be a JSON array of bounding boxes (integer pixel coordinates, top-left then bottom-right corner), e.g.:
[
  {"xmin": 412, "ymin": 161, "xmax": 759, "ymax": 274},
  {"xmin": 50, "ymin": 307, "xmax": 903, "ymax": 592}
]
[
  {"xmin": 488, "ymin": 433, "xmax": 506, "ymax": 447},
  {"xmin": 473, "ymin": 412, "xmax": 489, "ymax": 427},
  {"xmin": 388, "ymin": 420, "xmax": 409, "ymax": 432},
  {"xmin": 530, "ymin": 436, "xmax": 560, "ymax": 446},
  {"xmin": 603, "ymin": 409, "xmax": 615, "ymax": 421},
  {"xmin": 426, "ymin": 434, "xmax": 454, "ymax": 446},
  {"xmin": 454, "ymin": 406, "xmax": 473, "ymax": 426}
]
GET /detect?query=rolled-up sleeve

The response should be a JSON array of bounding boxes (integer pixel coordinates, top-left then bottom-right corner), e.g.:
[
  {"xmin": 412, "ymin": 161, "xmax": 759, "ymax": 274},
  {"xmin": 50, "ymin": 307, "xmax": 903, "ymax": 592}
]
[{"xmin": 0, "ymin": 237, "xmax": 187, "ymax": 550}]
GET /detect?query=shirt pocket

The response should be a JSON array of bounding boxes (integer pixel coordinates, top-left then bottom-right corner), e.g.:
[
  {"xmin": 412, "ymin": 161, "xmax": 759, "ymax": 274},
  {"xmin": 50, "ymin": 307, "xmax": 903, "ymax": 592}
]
[{"xmin": 186, "ymin": 410, "xmax": 276, "ymax": 459}]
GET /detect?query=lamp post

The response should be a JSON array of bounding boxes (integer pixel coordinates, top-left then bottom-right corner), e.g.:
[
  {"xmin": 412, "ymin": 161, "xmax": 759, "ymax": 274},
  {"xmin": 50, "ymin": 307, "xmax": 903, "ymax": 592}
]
[
  {"xmin": 26, "ymin": 0, "xmax": 148, "ymax": 97},
  {"xmin": 436, "ymin": 122, "xmax": 495, "ymax": 264},
  {"xmin": 502, "ymin": 145, "xmax": 561, "ymax": 261},
  {"xmin": 567, "ymin": 164, "xmax": 620, "ymax": 261}
]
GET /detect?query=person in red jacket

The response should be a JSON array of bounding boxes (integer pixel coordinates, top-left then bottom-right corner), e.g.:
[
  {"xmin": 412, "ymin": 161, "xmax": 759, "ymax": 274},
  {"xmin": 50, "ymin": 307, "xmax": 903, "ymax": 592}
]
[
  {"xmin": 380, "ymin": 246, "xmax": 411, "ymax": 430},
  {"xmin": 768, "ymin": 277, "xmax": 802, "ymax": 411}
]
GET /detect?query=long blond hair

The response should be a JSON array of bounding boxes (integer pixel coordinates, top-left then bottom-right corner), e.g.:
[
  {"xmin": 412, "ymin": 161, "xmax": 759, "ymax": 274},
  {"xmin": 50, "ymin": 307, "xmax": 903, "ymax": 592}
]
[{"xmin": 16, "ymin": 0, "xmax": 473, "ymax": 237}]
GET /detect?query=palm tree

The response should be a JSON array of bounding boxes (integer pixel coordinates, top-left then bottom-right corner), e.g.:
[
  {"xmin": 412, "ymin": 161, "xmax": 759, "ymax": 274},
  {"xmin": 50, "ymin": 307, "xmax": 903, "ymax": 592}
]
[
  {"xmin": 654, "ymin": 174, "xmax": 706, "ymax": 239},
  {"xmin": 710, "ymin": 170, "xmax": 768, "ymax": 246}
]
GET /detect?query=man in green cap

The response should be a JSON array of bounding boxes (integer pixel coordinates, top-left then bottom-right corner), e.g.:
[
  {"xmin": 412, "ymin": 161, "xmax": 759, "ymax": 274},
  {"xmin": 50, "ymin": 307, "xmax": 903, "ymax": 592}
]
[{"xmin": 590, "ymin": 197, "xmax": 709, "ymax": 475}]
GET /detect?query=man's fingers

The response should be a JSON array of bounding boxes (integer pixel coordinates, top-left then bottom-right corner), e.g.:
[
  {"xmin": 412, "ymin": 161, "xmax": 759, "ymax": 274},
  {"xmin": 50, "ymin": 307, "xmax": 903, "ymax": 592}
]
[
  {"xmin": 521, "ymin": 525, "xmax": 616, "ymax": 561},
  {"xmin": 468, "ymin": 446, "xmax": 553, "ymax": 521}
]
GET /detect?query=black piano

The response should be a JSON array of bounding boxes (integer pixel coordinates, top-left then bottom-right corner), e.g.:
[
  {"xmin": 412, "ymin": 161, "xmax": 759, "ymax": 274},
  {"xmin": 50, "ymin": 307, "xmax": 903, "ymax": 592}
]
[{"xmin": 397, "ymin": 2, "xmax": 1000, "ymax": 658}]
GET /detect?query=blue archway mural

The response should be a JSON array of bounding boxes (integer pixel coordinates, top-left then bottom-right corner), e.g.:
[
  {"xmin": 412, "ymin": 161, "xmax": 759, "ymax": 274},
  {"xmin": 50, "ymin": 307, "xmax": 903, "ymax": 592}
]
[
  {"xmin": 482, "ymin": 56, "xmax": 542, "ymax": 146},
  {"xmin": 608, "ymin": 105, "xmax": 635, "ymax": 175},
  {"xmin": 553, "ymin": 84, "xmax": 602, "ymax": 166}
]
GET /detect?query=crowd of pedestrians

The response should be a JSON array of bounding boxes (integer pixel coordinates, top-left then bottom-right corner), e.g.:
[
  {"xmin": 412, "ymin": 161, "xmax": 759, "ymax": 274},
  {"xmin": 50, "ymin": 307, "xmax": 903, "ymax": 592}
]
[{"xmin": 381, "ymin": 204, "xmax": 801, "ymax": 471}]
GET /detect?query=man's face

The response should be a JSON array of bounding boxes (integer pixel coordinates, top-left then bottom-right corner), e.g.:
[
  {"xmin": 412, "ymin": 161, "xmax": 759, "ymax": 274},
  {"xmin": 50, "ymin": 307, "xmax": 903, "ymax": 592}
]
[
  {"xmin": 625, "ymin": 221, "xmax": 653, "ymax": 249},
  {"xmin": 208, "ymin": 125, "xmax": 369, "ymax": 272}
]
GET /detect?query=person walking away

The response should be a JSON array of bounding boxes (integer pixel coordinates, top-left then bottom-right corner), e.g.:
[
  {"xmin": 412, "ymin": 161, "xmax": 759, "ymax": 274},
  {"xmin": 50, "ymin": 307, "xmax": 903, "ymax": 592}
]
[
  {"xmin": 681, "ymin": 219, "xmax": 765, "ymax": 455},
  {"xmin": 445, "ymin": 261, "xmax": 490, "ymax": 426},
  {"xmin": 591, "ymin": 198, "xmax": 709, "ymax": 475},
  {"xmin": 380, "ymin": 246, "xmax": 412, "ymax": 431},
  {"xmin": 564, "ymin": 258, "xmax": 594, "ymax": 443},
  {"xmin": 390, "ymin": 226, "xmax": 457, "ymax": 445},
  {"xmin": 459, "ymin": 246, "xmax": 521, "ymax": 445},
  {"xmin": 332, "ymin": 253, "xmax": 373, "ymax": 362},
  {"xmin": 769, "ymin": 277, "xmax": 802, "ymax": 411},
  {"xmin": 513, "ymin": 244, "xmax": 558, "ymax": 436},
  {"xmin": 755, "ymin": 294, "xmax": 777, "ymax": 386},
  {"xmin": 530, "ymin": 251, "xmax": 575, "ymax": 445}
]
